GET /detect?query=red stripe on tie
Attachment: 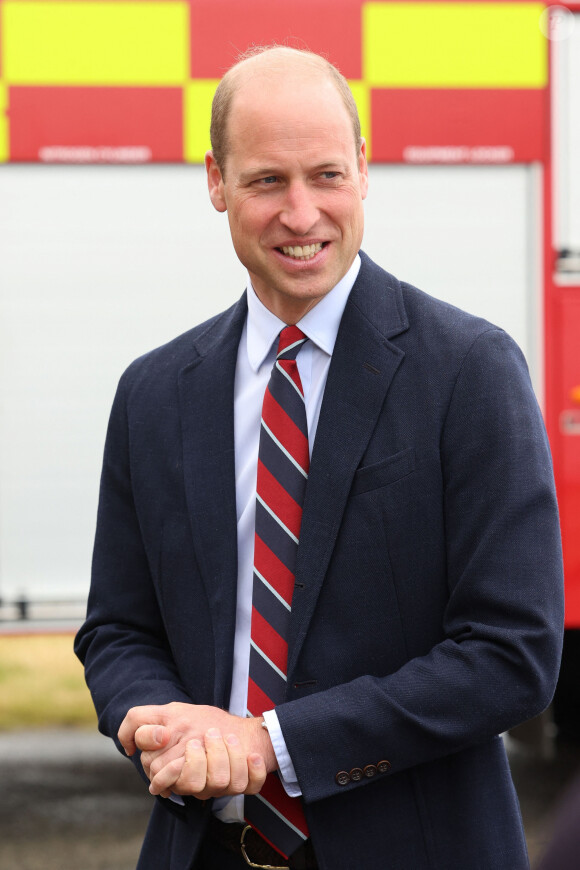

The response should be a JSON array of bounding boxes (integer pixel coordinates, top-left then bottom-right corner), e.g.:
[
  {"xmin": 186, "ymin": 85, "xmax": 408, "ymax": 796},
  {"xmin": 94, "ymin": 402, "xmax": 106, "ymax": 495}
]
[
  {"xmin": 259, "ymin": 774, "xmax": 310, "ymax": 837},
  {"xmin": 251, "ymin": 606, "xmax": 288, "ymax": 674},
  {"xmin": 257, "ymin": 459, "xmax": 303, "ymax": 539},
  {"xmin": 277, "ymin": 324, "xmax": 306, "ymax": 353},
  {"xmin": 247, "ymin": 676, "xmax": 276, "ymax": 718},
  {"xmin": 254, "ymin": 537, "xmax": 294, "ymax": 605},
  {"xmin": 278, "ymin": 358, "xmax": 304, "ymax": 395},
  {"xmin": 262, "ymin": 390, "xmax": 309, "ymax": 471}
]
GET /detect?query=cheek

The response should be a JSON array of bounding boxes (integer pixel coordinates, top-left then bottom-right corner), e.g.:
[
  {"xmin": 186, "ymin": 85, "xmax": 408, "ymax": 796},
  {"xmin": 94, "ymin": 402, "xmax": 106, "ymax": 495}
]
[
  {"xmin": 328, "ymin": 190, "xmax": 364, "ymax": 226},
  {"xmin": 233, "ymin": 202, "xmax": 274, "ymax": 244}
]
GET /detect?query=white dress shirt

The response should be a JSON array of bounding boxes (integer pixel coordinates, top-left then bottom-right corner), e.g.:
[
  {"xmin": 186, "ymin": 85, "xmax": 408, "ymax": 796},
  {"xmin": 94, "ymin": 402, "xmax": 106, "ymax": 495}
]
[{"xmin": 213, "ymin": 254, "xmax": 360, "ymax": 822}]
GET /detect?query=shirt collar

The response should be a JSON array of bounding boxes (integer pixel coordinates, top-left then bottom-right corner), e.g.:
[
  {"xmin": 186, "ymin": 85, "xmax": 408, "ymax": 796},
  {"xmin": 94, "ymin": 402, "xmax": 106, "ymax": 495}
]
[{"xmin": 245, "ymin": 254, "xmax": 361, "ymax": 373}]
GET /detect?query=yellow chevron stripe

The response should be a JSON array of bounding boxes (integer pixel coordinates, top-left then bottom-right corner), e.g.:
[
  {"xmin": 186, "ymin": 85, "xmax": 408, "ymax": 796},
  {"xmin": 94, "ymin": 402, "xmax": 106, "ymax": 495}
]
[
  {"xmin": 184, "ymin": 79, "xmax": 218, "ymax": 164},
  {"xmin": 348, "ymin": 80, "xmax": 372, "ymax": 161},
  {"xmin": 363, "ymin": 2, "xmax": 547, "ymax": 88},
  {"xmin": 2, "ymin": 1, "xmax": 189, "ymax": 85}
]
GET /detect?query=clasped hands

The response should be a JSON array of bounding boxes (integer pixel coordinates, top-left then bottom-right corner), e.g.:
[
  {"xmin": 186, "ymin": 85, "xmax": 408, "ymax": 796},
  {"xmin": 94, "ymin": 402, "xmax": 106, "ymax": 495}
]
[{"xmin": 118, "ymin": 702, "xmax": 276, "ymax": 800}]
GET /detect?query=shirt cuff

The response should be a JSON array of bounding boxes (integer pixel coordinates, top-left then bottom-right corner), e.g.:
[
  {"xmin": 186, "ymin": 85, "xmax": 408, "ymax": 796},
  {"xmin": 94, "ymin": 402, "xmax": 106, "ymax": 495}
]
[{"xmin": 262, "ymin": 709, "xmax": 302, "ymax": 797}]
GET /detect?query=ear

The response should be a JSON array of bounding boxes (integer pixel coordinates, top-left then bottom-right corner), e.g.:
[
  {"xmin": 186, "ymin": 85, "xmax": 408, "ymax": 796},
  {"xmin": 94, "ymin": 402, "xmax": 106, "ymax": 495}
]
[
  {"xmin": 205, "ymin": 151, "xmax": 227, "ymax": 213},
  {"xmin": 358, "ymin": 138, "xmax": 369, "ymax": 201}
]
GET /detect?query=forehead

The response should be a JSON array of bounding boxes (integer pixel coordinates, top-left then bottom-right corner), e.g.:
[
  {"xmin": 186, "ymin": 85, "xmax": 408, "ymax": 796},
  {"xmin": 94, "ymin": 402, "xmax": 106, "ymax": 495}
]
[{"xmin": 226, "ymin": 72, "xmax": 354, "ymax": 168}]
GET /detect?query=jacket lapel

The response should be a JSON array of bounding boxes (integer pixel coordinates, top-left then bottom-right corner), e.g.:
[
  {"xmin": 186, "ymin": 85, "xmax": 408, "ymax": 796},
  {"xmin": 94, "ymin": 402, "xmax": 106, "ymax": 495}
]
[
  {"xmin": 177, "ymin": 295, "xmax": 247, "ymax": 707},
  {"xmin": 287, "ymin": 255, "xmax": 409, "ymax": 675}
]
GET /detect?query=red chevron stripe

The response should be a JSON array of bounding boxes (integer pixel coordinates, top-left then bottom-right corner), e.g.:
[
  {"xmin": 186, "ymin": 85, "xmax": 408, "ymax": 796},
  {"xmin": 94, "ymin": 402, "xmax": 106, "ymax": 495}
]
[{"xmin": 257, "ymin": 459, "xmax": 303, "ymax": 539}]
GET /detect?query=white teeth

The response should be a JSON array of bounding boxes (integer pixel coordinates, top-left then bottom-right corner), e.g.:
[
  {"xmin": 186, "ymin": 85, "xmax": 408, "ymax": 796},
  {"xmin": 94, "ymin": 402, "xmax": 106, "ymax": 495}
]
[{"xmin": 281, "ymin": 243, "xmax": 323, "ymax": 260}]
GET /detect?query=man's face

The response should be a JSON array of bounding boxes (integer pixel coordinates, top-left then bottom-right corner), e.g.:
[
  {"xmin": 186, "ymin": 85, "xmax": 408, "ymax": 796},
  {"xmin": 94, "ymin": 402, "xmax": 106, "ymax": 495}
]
[{"xmin": 206, "ymin": 70, "xmax": 368, "ymax": 324}]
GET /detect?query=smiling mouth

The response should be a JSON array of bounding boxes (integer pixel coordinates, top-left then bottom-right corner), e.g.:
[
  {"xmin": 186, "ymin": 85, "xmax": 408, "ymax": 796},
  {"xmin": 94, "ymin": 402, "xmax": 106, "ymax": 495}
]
[{"xmin": 278, "ymin": 242, "xmax": 325, "ymax": 260}]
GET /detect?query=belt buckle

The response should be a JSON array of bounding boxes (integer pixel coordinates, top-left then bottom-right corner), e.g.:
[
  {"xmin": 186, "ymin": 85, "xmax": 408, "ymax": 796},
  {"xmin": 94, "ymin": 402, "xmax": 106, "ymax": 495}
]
[{"xmin": 240, "ymin": 825, "xmax": 290, "ymax": 870}]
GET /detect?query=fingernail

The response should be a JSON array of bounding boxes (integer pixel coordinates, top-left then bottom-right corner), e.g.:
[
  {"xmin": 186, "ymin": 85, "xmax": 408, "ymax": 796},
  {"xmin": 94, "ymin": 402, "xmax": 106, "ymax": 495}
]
[
  {"xmin": 188, "ymin": 738, "xmax": 202, "ymax": 750},
  {"xmin": 225, "ymin": 733, "xmax": 239, "ymax": 746},
  {"xmin": 206, "ymin": 727, "xmax": 221, "ymax": 739},
  {"xmin": 250, "ymin": 754, "xmax": 263, "ymax": 767},
  {"xmin": 153, "ymin": 726, "xmax": 163, "ymax": 744}
]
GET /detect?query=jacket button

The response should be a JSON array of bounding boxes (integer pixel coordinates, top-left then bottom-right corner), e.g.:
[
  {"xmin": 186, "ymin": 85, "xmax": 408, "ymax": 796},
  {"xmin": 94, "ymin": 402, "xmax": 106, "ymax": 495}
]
[
  {"xmin": 350, "ymin": 767, "xmax": 363, "ymax": 782},
  {"xmin": 363, "ymin": 764, "xmax": 377, "ymax": 778},
  {"xmin": 377, "ymin": 760, "xmax": 391, "ymax": 774},
  {"xmin": 335, "ymin": 771, "xmax": 351, "ymax": 786}
]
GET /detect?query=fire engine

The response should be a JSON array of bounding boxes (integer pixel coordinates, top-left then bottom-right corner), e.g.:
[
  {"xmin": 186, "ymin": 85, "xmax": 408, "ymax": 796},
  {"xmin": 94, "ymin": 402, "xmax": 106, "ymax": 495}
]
[{"xmin": 0, "ymin": 1, "xmax": 578, "ymax": 727}]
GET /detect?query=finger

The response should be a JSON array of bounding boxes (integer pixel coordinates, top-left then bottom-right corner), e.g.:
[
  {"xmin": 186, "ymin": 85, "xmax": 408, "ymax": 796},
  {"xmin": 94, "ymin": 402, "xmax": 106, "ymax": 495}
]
[
  {"xmin": 118, "ymin": 705, "xmax": 166, "ymax": 756},
  {"xmin": 148, "ymin": 754, "xmax": 186, "ymax": 797},
  {"xmin": 204, "ymin": 728, "xmax": 231, "ymax": 794},
  {"xmin": 245, "ymin": 753, "xmax": 267, "ymax": 795},
  {"xmin": 145, "ymin": 742, "xmax": 187, "ymax": 781},
  {"xmin": 135, "ymin": 724, "xmax": 170, "ymax": 753},
  {"xmin": 223, "ymin": 733, "xmax": 250, "ymax": 794},
  {"xmin": 172, "ymin": 738, "xmax": 207, "ymax": 797}
]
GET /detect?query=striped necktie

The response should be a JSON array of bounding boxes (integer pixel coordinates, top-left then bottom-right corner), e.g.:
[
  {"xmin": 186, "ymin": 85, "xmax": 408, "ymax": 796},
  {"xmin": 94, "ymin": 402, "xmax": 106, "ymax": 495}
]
[{"xmin": 245, "ymin": 325, "xmax": 310, "ymax": 859}]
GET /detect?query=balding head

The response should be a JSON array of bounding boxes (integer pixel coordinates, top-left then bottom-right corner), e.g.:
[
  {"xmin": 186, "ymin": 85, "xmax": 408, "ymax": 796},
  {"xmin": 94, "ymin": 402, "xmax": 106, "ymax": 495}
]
[{"xmin": 210, "ymin": 46, "xmax": 362, "ymax": 176}]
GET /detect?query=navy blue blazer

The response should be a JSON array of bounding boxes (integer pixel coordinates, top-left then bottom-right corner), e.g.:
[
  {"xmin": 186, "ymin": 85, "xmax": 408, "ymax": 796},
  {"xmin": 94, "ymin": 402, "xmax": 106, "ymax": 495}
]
[{"xmin": 76, "ymin": 252, "xmax": 564, "ymax": 869}]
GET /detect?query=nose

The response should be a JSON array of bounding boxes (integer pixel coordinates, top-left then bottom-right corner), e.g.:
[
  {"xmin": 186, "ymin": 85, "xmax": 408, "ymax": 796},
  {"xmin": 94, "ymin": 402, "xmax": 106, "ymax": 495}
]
[{"xmin": 279, "ymin": 181, "xmax": 320, "ymax": 235}]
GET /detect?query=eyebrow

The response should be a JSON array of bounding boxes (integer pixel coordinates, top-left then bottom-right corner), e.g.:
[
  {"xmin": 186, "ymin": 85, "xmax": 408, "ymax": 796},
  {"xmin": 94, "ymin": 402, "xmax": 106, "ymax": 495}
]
[{"xmin": 238, "ymin": 161, "xmax": 350, "ymax": 183}]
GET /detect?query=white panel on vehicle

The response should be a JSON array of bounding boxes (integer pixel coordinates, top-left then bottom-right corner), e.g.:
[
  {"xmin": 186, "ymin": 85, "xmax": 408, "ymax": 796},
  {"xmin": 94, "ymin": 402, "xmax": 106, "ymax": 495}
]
[
  {"xmin": 552, "ymin": 13, "xmax": 580, "ymax": 254},
  {"xmin": 0, "ymin": 166, "xmax": 241, "ymax": 603},
  {"xmin": 363, "ymin": 164, "xmax": 540, "ymax": 383},
  {"xmin": 0, "ymin": 161, "xmax": 541, "ymax": 604}
]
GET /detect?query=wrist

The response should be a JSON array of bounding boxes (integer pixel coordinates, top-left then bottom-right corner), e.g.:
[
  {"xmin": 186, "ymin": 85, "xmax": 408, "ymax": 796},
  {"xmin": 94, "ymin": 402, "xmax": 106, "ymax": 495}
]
[{"xmin": 253, "ymin": 716, "xmax": 277, "ymax": 773}]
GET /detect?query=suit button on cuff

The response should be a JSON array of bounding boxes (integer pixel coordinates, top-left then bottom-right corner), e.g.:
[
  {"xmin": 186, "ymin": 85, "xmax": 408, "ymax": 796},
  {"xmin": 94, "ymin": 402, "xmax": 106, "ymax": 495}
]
[
  {"xmin": 363, "ymin": 764, "xmax": 378, "ymax": 778},
  {"xmin": 349, "ymin": 767, "xmax": 363, "ymax": 782},
  {"xmin": 335, "ymin": 771, "xmax": 351, "ymax": 786},
  {"xmin": 377, "ymin": 760, "xmax": 391, "ymax": 774}
]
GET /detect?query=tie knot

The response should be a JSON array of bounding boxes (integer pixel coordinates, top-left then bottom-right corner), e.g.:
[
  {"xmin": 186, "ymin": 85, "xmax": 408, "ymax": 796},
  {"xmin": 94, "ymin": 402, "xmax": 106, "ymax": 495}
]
[{"xmin": 277, "ymin": 325, "xmax": 308, "ymax": 361}]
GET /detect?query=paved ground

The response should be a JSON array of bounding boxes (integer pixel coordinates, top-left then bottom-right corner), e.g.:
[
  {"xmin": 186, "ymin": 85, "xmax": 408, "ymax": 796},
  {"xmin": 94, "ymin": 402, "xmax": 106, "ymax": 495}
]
[
  {"xmin": 0, "ymin": 730, "xmax": 150, "ymax": 870},
  {"xmin": 1, "ymin": 728, "xmax": 580, "ymax": 870}
]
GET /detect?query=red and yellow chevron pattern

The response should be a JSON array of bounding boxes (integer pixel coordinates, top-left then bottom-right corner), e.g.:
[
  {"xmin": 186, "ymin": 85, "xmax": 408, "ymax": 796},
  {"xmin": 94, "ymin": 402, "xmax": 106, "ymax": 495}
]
[{"xmin": 0, "ymin": 0, "xmax": 549, "ymax": 164}]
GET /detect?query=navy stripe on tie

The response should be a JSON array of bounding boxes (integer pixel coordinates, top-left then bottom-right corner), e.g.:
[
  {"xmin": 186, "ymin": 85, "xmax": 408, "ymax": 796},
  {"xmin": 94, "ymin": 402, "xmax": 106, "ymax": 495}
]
[
  {"xmin": 267, "ymin": 376, "xmax": 308, "ymax": 437},
  {"xmin": 255, "ymin": 501, "xmax": 297, "ymax": 571},
  {"xmin": 249, "ymin": 641, "xmax": 287, "ymax": 702},
  {"xmin": 245, "ymin": 792, "xmax": 306, "ymax": 858},
  {"xmin": 252, "ymin": 571, "xmax": 291, "ymax": 638},
  {"xmin": 258, "ymin": 433, "xmax": 308, "ymax": 505}
]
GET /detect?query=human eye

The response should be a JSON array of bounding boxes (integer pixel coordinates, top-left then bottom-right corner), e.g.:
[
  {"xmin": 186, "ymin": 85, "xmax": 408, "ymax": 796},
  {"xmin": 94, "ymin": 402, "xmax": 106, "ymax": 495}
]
[
  {"xmin": 257, "ymin": 175, "xmax": 279, "ymax": 185},
  {"xmin": 316, "ymin": 169, "xmax": 342, "ymax": 184}
]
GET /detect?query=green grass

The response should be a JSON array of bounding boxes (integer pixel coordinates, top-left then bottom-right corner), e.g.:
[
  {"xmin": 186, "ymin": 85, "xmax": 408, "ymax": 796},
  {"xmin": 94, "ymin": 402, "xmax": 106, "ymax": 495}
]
[{"xmin": 0, "ymin": 634, "xmax": 97, "ymax": 731}]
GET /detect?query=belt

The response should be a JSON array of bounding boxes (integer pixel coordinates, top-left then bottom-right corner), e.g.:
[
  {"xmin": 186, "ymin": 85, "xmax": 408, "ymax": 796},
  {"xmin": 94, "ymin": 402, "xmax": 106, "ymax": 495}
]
[{"xmin": 208, "ymin": 816, "xmax": 318, "ymax": 870}]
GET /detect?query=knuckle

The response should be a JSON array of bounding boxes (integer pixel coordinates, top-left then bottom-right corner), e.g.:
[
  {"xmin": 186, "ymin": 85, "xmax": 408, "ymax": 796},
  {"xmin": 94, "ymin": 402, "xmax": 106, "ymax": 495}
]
[
  {"xmin": 169, "ymin": 758, "xmax": 184, "ymax": 778},
  {"xmin": 178, "ymin": 772, "xmax": 204, "ymax": 795},
  {"xmin": 209, "ymin": 771, "xmax": 230, "ymax": 791},
  {"xmin": 149, "ymin": 758, "xmax": 162, "ymax": 778},
  {"xmin": 230, "ymin": 774, "xmax": 249, "ymax": 794}
]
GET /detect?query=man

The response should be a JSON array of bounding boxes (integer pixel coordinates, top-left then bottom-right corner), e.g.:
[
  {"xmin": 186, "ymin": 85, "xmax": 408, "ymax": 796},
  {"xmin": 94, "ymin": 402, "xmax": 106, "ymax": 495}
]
[{"xmin": 75, "ymin": 46, "xmax": 564, "ymax": 870}]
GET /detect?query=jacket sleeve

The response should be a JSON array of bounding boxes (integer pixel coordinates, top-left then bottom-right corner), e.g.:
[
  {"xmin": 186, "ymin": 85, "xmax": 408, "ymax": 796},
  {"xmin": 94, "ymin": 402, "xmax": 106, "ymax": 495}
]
[
  {"xmin": 275, "ymin": 328, "xmax": 564, "ymax": 805},
  {"xmin": 74, "ymin": 369, "xmax": 193, "ymax": 762}
]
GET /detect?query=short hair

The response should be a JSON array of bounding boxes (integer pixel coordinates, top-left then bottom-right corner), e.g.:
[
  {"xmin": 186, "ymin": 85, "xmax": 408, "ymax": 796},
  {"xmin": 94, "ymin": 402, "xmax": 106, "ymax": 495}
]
[{"xmin": 210, "ymin": 45, "xmax": 362, "ymax": 176}]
